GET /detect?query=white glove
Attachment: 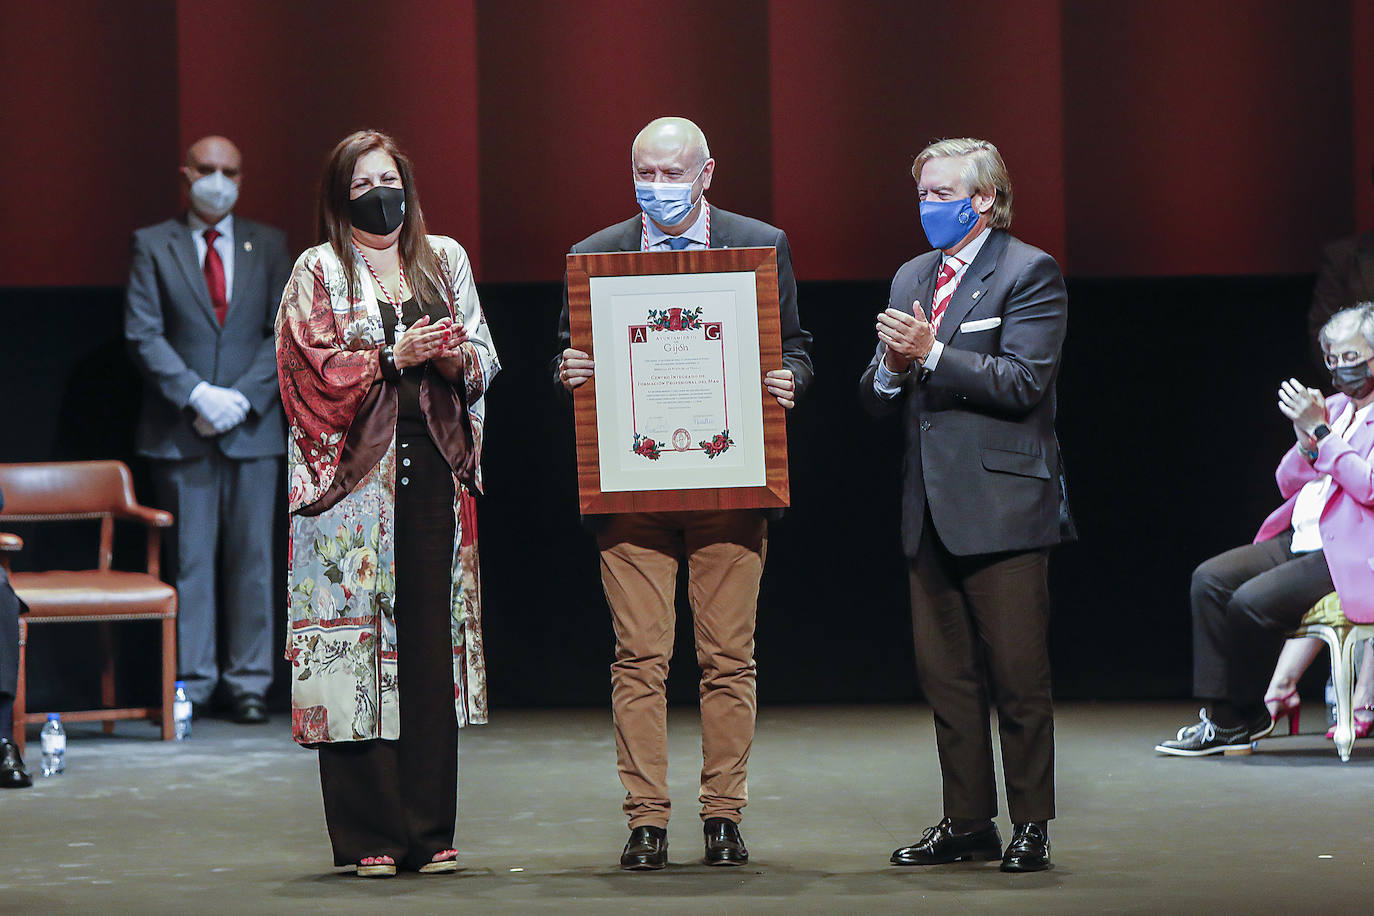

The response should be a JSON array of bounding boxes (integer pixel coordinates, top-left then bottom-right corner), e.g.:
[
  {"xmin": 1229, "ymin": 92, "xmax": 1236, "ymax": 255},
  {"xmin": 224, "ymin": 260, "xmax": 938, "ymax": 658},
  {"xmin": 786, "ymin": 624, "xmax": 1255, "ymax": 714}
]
[{"xmin": 189, "ymin": 383, "xmax": 251, "ymax": 434}]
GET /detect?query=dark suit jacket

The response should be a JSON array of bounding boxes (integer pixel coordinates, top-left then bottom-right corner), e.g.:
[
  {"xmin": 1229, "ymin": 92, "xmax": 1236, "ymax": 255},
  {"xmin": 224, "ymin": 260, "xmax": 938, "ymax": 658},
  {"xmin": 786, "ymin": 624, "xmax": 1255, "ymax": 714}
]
[
  {"xmin": 124, "ymin": 215, "xmax": 291, "ymax": 460},
  {"xmin": 860, "ymin": 229, "xmax": 1070, "ymax": 558},
  {"xmin": 553, "ymin": 206, "xmax": 814, "ymax": 399},
  {"xmin": 1308, "ymin": 229, "xmax": 1374, "ymax": 366}
]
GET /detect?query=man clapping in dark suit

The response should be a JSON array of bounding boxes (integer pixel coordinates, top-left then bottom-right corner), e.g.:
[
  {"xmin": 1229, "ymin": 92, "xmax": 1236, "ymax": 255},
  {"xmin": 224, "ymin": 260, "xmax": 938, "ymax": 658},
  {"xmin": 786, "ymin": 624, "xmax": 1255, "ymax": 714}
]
[
  {"xmin": 860, "ymin": 138, "xmax": 1069, "ymax": 873},
  {"xmin": 124, "ymin": 136, "xmax": 290, "ymax": 723}
]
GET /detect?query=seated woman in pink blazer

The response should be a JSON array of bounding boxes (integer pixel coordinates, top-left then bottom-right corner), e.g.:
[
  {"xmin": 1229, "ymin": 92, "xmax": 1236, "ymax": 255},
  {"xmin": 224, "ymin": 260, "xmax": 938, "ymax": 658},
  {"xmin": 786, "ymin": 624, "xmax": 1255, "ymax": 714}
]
[{"xmin": 1156, "ymin": 304, "xmax": 1374, "ymax": 756}]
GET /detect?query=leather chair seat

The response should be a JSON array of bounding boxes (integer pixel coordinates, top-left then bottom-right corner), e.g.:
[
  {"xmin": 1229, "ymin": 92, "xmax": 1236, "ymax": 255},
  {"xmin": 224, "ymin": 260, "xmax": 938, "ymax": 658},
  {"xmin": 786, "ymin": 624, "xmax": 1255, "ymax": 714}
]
[{"xmin": 13, "ymin": 569, "xmax": 176, "ymax": 620}]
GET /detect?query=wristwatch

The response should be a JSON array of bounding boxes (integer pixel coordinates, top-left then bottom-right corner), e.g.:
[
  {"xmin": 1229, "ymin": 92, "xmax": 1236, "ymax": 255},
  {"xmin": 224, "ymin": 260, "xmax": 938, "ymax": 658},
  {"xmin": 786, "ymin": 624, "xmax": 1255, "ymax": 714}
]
[{"xmin": 1312, "ymin": 423, "xmax": 1331, "ymax": 441}]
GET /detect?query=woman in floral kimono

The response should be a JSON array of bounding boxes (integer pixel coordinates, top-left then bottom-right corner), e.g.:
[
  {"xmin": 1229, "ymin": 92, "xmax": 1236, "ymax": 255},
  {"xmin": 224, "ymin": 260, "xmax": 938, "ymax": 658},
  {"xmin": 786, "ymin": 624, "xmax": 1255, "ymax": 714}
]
[{"xmin": 275, "ymin": 130, "xmax": 498, "ymax": 877}]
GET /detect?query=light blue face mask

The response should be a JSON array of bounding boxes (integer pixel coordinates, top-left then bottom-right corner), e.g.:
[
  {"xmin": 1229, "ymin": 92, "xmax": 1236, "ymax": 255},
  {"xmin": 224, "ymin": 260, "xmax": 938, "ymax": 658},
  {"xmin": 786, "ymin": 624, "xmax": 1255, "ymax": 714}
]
[{"xmin": 634, "ymin": 161, "xmax": 707, "ymax": 227}]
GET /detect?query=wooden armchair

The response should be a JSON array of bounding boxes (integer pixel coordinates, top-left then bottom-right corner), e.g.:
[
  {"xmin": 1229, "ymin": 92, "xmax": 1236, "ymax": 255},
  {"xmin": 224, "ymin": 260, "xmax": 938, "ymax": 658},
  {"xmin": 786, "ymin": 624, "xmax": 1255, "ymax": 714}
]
[{"xmin": 0, "ymin": 461, "xmax": 177, "ymax": 754}]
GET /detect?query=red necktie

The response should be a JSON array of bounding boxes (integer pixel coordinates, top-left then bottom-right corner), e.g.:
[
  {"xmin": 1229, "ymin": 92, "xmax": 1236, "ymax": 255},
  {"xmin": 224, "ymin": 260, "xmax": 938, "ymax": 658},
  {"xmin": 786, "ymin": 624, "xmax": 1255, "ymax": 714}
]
[
  {"xmin": 929, "ymin": 256, "xmax": 961, "ymax": 333},
  {"xmin": 203, "ymin": 228, "xmax": 228, "ymax": 326}
]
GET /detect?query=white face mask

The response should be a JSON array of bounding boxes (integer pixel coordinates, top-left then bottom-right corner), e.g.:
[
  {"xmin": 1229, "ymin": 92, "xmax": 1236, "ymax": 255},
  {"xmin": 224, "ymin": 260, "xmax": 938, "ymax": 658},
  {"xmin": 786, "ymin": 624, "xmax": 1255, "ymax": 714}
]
[{"xmin": 189, "ymin": 170, "xmax": 238, "ymax": 217}]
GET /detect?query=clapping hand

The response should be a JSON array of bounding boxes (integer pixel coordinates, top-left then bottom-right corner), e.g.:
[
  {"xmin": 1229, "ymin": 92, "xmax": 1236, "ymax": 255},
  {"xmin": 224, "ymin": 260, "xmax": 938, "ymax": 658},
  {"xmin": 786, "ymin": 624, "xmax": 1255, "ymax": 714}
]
[
  {"xmin": 431, "ymin": 316, "xmax": 470, "ymax": 380},
  {"xmin": 1278, "ymin": 378, "xmax": 1327, "ymax": 444},
  {"xmin": 394, "ymin": 315, "xmax": 460, "ymax": 369},
  {"xmin": 877, "ymin": 302, "xmax": 935, "ymax": 372}
]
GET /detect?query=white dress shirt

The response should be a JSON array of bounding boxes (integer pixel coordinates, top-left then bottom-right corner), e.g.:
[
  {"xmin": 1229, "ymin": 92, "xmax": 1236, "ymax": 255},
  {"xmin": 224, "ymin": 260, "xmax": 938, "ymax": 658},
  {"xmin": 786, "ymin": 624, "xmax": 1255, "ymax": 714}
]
[
  {"xmin": 874, "ymin": 226, "xmax": 992, "ymax": 398},
  {"xmin": 643, "ymin": 199, "xmax": 710, "ymax": 251},
  {"xmin": 1290, "ymin": 401, "xmax": 1371, "ymax": 553},
  {"xmin": 187, "ymin": 211, "xmax": 236, "ymax": 303}
]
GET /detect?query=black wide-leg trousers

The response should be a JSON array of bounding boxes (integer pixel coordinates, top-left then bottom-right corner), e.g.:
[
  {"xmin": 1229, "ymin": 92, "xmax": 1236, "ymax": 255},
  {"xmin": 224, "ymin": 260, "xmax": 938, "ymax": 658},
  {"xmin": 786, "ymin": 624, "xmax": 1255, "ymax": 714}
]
[
  {"xmin": 1189, "ymin": 531, "xmax": 1335, "ymax": 710},
  {"xmin": 317, "ymin": 433, "xmax": 458, "ymax": 869}
]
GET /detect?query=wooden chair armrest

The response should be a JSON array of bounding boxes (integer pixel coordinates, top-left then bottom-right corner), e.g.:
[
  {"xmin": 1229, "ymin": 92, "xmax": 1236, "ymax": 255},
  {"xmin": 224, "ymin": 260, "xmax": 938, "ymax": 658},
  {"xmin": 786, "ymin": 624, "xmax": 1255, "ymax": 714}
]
[{"xmin": 122, "ymin": 505, "xmax": 175, "ymax": 528}]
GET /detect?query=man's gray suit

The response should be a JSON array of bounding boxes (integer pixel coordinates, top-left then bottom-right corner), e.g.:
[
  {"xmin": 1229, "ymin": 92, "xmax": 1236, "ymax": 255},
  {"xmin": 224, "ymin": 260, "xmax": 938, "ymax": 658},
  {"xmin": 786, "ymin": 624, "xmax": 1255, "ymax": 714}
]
[
  {"xmin": 124, "ymin": 215, "xmax": 290, "ymax": 705},
  {"xmin": 860, "ymin": 228, "xmax": 1069, "ymax": 824}
]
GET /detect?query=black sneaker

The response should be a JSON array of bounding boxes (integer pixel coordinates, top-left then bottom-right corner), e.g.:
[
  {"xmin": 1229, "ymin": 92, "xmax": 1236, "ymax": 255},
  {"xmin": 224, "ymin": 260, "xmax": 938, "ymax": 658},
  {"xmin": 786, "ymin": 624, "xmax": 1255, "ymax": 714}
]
[{"xmin": 1154, "ymin": 708, "xmax": 1254, "ymax": 756}]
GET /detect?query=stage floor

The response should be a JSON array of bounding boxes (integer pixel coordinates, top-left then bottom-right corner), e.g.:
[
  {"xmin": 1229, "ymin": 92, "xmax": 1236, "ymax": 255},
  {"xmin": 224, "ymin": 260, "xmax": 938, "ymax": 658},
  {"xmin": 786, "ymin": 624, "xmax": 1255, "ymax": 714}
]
[{"xmin": 2, "ymin": 702, "xmax": 1371, "ymax": 914}]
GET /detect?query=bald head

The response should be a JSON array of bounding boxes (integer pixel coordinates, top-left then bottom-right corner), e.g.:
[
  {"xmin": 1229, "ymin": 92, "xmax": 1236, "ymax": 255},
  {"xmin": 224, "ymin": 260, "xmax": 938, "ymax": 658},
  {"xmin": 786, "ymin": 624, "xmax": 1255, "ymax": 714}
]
[
  {"xmin": 181, "ymin": 135, "xmax": 242, "ymax": 222},
  {"xmin": 632, "ymin": 117, "xmax": 710, "ymax": 169},
  {"xmin": 185, "ymin": 135, "xmax": 241, "ymax": 170}
]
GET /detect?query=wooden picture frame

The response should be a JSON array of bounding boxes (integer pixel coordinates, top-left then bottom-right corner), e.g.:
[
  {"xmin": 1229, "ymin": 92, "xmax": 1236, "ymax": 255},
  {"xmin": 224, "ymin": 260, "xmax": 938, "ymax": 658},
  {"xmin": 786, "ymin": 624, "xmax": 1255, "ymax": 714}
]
[{"xmin": 566, "ymin": 246, "xmax": 790, "ymax": 514}]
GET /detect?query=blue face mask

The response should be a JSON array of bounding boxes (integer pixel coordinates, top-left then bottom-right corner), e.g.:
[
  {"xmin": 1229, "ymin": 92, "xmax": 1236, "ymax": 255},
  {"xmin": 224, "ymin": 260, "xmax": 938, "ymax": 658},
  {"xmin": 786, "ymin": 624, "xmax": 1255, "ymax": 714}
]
[
  {"xmin": 919, "ymin": 197, "xmax": 982, "ymax": 251},
  {"xmin": 634, "ymin": 162, "xmax": 706, "ymax": 227}
]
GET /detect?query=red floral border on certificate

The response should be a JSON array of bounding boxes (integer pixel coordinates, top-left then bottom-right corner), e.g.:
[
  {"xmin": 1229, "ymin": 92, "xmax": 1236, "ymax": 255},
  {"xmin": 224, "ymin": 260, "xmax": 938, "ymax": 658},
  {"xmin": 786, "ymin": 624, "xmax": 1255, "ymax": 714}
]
[
  {"xmin": 648, "ymin": 306, "xmax": 703, "ymax": 331},
  {"xmin": 700, "ymin": 429, "xmax": 734, "ymax": 459},
  {"xmin": 632, "ymin": 433, "xmax": 663, "ymax": 460}
]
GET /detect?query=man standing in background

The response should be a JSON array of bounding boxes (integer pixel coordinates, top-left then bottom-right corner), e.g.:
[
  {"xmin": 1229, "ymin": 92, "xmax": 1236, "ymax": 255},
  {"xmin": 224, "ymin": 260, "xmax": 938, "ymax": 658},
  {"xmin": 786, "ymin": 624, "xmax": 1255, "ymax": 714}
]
[{"xmin": 124, "ymin": 136, "xmax": 290, "ymax": 723}]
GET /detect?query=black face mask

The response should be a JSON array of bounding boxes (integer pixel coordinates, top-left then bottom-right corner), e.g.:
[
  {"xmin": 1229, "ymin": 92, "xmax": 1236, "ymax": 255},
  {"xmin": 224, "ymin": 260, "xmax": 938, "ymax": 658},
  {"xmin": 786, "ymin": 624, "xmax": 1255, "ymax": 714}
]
[
  {"xmin": 1331, "ymin": 360, "xmax": 1374, "ymax": 399},
  {"xmin": 349, "ymin": 186, "xmax": 406, "ymax": 235}
]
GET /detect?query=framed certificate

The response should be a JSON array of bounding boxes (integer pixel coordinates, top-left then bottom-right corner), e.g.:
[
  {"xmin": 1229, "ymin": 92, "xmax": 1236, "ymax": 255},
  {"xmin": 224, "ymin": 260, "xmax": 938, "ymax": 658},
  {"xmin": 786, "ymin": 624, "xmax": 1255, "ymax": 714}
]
[{"xmin": 566, "ymin": 246, "xmax": 790, "ymax": 514}]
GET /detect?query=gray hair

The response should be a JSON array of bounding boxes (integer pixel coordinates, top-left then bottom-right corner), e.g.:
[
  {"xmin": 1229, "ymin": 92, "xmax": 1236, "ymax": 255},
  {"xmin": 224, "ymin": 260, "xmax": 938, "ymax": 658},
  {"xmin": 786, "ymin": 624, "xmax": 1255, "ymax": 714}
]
[
  {"xmin": 912, "ymin": 138, "xmax": 1014, "ymax": 229},
  {"xmin": 1319, "ymin": 303, "xmax": 1374, "ymax": 351}
]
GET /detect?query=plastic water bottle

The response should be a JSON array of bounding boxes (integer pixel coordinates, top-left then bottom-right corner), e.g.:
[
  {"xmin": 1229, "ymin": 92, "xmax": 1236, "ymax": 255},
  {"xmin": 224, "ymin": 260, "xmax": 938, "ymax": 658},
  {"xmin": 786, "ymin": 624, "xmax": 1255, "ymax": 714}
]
[
  {"xmin": 173, "ymin": 681, "xmax": 193, "ymax": 741},
  {"xmin": 40, "ymin": 713, "xmax": 66, "ymax": 776}
]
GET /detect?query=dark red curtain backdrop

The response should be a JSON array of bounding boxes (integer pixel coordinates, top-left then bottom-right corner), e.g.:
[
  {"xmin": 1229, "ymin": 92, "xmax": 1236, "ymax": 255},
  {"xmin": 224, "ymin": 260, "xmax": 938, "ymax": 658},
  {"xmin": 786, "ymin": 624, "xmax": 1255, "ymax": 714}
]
[{"xmin": 1, "ymin": 0, "xmax": 1369, "ymax": 286}]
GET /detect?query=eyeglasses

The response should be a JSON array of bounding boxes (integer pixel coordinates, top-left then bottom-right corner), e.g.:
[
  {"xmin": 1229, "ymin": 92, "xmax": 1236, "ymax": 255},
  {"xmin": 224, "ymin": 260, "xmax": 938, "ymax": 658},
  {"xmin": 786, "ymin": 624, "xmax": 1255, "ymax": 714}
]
[{"xmin": 1323, "ymin": 350, "xmax": 1373, "ymax": 369}]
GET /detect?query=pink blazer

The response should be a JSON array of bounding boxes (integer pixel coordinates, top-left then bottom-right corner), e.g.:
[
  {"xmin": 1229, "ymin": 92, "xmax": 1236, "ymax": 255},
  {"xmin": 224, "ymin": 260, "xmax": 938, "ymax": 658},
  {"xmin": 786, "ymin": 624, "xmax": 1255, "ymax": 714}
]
[{"xmin": 1255, "ymin": 393, "xmax": 1374, "ymax": 622}]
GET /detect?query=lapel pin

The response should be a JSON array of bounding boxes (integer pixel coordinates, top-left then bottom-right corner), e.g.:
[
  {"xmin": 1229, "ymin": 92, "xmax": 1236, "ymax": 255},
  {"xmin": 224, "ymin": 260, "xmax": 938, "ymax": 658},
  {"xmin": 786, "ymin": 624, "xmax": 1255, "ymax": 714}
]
[
  {"xmin": 971, "ymin": 290, "xmax": 982, "ymax": 300},
  {"xmin": 243, "ymin": 240, "xmax": 253, "ymax": 252}
]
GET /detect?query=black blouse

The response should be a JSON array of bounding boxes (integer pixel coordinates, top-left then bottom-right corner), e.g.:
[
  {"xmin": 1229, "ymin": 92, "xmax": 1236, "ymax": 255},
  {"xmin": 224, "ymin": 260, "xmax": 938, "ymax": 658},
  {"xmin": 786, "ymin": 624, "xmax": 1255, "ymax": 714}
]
[{"xmin": 381, "ymin": 296, "xmax": 451, "ymax": 438}]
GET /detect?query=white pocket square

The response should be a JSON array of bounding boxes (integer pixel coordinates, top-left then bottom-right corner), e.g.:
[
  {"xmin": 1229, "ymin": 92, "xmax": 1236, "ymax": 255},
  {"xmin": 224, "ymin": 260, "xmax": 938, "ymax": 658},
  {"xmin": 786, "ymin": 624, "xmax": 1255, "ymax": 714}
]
[{"xmin": 959, "ymin": 316, "xmax": 1002, "ymax": 333}]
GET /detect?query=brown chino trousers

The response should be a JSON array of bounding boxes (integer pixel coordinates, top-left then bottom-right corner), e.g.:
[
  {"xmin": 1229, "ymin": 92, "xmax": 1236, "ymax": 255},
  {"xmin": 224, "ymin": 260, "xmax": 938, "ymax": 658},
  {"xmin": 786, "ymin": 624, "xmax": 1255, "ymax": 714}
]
[
  {"xmin": 908, "ymin": 512, "xmax": 1056, "ymax": 825},
  {"xmin": 597, "ymin": 509, "xmax": 767, "ymax": 829}
]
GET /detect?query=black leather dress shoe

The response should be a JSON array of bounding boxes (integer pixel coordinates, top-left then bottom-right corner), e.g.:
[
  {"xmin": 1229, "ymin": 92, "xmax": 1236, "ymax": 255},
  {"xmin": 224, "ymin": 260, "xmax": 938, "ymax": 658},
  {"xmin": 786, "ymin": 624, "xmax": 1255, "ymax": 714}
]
[
  {"xmin": 232, "ymin": 694, "xmax": 268, "ymax": 724},
  {"xmin": 620, "ymin": 826, "xmax": 667, "ymax": 870},
  {"xmin": 703, "ymin": 817, "xmax": 749, "ymax": 866},
  {"xmin": 1000, "ymin": 822, "xmax": 1051, "ymax": 872},
  {"xmin": 1, "ymin": 738, "xmax": 33, "ymax": 789},
  {"xmin": 891, "ymin": 817, "xmax": 1002, "ymax": 866}
]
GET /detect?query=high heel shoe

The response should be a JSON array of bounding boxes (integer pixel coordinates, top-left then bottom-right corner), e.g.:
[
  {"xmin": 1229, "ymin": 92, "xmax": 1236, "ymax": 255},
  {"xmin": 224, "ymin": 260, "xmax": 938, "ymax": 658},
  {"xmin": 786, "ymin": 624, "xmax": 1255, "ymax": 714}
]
[
  {"xmin": 1263, "ymin": 689, "xmax": 1302, "ymax": 736},
  {"xmin": 1325, "ymin": 708, "xmax": 1374, "ymax": 740}
]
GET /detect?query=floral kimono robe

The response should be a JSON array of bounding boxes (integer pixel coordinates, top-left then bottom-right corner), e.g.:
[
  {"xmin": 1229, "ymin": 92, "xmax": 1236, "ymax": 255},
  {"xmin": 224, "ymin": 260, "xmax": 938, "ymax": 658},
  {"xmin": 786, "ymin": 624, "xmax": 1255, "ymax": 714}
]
[{"xmin": 275, "ymin": 235, "xmax": 498, "ymax": 744}]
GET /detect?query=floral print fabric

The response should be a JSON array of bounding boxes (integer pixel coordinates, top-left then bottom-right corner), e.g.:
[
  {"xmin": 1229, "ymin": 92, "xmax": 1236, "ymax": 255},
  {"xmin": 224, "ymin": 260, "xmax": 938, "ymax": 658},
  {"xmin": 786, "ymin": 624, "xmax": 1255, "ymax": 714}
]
[{"xmin": 275, "ymin": 237, "xmax": 498, "ymax": 744}]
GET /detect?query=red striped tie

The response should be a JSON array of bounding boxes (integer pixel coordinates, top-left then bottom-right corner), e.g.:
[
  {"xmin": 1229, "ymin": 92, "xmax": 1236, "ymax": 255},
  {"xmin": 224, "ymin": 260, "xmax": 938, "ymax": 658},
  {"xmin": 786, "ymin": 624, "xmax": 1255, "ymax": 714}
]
[
  {"xmin": 203, "ymin": 228, "xmax": 228, "ymax": 326},
  {"xmin": 929, "ymin": 256, "xmax": 961, "ymax": 333}
]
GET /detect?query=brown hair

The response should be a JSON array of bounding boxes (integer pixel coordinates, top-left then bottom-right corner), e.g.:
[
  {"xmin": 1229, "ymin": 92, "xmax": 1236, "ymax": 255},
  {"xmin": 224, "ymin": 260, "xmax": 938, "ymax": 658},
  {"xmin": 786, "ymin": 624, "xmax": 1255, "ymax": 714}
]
[{"xmin": 317, "ymin": 130, "xmax": 447, "ymax": 312}]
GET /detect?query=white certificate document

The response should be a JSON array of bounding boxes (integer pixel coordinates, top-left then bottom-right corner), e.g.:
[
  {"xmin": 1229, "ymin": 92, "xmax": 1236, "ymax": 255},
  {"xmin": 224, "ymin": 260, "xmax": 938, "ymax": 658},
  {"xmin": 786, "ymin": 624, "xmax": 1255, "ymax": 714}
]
[{"xmin": 590, "ymin": 271, "xmax": 766, "ymax": 492}]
